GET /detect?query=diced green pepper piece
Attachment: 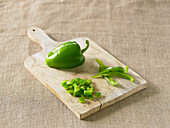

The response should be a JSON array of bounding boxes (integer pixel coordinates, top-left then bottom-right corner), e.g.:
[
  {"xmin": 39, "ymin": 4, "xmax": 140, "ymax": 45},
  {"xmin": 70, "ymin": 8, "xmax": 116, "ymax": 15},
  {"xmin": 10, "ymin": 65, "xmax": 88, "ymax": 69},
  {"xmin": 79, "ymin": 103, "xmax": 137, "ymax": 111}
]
[
  {"xmin": 88, "ymin": 95, "xmax": 94, "ymax": 100},
  {"xmin": 73, "ymin": 83, "xmax": 77, "ymax": 86},
  {"xmin": 66, "ymin": 81, "xmax": 72, "ymax": 85},
  {"xmin": 61, "ymin": 80, "xmax": 68, "ymax": 86},
  {"xmin": 87, "ymin": 87, "xmax": 91, "ymax": 90},
  {"xmin": 79, "ymin": 79, "xmax": 86, "ymax": 85},
  {"xmin": 95, "ymin": 92, "xmax": 101, "ymax": 98},
  {"xmin": 84, "ymin": 90, "xmax": 93, "ymax": 95},
  {"xmin": 73, "ymin": 92, "xmax": 81, "ymax": 97},
  {"xmin": 74, "ymin": 85, "xmax": 80, "ymax": 93},
  {"xmin": 89, "ymin": 84, "xmax": 93, "ymax": 88},
  {"xmin": 87, "ymin": 79, "xmax": 92, "ymax": 84},
  {"xmin": 63, "ymin": 84, "xmax": 70, "ymax": 90},
  {"xmin": 67, "ymin": 90, "xmax": 74, "ymax": 94},
  {"xmin": 80, "ymin": 86, "xmax": 85, "ymax": 91},
  {"xmin": 79, "ymin": 97, "xmax": 85, "ymax": 103},
  {"xmin": 89, "ymin": 84, "xmax": 94, "ymax": 92},
  {"xmin": 76, "ymin": 77, "xmax": 81, "ymax": 81},
  {"xmin": 71, "ymin": 78, "xmax": 77, "ymax": 84},
  {"xmin": 69, "ymin": 85, "xmax": 74, "ymax": 90}
]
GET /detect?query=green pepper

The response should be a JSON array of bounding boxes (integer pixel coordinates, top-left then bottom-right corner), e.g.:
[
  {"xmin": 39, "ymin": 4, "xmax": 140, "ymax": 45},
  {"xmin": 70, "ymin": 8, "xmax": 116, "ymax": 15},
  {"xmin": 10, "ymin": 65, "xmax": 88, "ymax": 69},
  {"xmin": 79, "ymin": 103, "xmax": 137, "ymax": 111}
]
[
  {"xmin": 45, "ymin": 40, "xmax": 89, "ymax": 69},
  {"xmin": 103, "ymin": 72, "xmax": 134, "ymax": 82},
  {"xmin": 95, "ymin": 59, "xmax": 118, "ymax": 86},
  {"xmin": 73, "ymin": 92, "xmax": 81, "ymax": 97},
  {"xmin": 124, "ymin": 66, "xmax": 128, "ymax": 73},
  {"xmin": 87, "ymin": 79, "xmax": 92, "ymax": 84},
  {"xmin": 67, "ymin": 90, "xmax": 74, "ymax": 94},
  {"xmin": 92, "ymin": 66, "xmax": 124, "ymax": 78},
  {"xmin": 79, "ymin": 97, "xmax": 85, "ymax": 103},
  {"xmin": 74, "ymin": 85, "xmax": 80, "ymax": 93},
  {"xmin": 63, "ymin": 84, "xmax": 70, "ymax": 90},
  {"xmin": 61, "ymin": 80, "xmax": 68, "ymax": 87},
  {"xmin": 95, "ymin": 59, "xmax": 109, "ymax": 70},
  {"xmin": 88, "ymin": 95, "xmax": 94, "ymax": 100},
  {"xmin": 84, "ymin": 90, "xmax": 93, "ymax": 95},
  {"xmin": 103, "ymin": 76, "xmax": 118, "ymax": 86},
  {"xmin": 95, "ymin": 92, "xmax": 101, "ymax": 98}
]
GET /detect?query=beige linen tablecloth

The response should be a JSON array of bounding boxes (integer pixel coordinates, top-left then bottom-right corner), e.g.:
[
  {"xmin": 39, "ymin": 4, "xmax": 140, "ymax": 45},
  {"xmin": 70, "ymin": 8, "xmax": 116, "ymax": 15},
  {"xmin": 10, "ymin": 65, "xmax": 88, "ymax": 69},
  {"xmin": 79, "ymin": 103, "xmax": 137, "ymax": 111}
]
[{"xmin": 0, "ymin": 0, "xmax": 170, "ymax": 127}]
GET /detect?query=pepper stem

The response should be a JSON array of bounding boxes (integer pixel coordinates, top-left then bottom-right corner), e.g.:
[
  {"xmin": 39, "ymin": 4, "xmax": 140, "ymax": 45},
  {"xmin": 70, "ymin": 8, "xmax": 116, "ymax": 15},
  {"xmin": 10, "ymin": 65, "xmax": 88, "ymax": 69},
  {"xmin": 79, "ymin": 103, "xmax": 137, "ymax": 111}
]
[{"xmin": 81, "ymin": 40, "xmax": 89, "ymax": 54}]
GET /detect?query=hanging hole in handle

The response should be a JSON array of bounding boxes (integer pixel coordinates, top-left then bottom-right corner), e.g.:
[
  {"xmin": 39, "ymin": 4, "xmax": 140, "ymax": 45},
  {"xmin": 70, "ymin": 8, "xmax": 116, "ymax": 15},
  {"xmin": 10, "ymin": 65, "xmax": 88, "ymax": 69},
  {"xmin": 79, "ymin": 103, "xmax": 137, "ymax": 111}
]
[{"xmin": 32, "ymin": 29, "xmax": 35, "ymax": 31}]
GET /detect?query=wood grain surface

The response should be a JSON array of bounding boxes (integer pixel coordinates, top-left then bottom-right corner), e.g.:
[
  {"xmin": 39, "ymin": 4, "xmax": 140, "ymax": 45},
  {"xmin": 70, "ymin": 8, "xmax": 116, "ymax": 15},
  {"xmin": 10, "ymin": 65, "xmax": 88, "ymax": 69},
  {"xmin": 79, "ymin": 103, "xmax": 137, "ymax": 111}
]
[
  {"xmin": 1, "ymin": 0, "xmax": 170, "ymax": 127},
  {"xmin": 25, "ymin": 27, "xmax": 147, "ymax": 119}
]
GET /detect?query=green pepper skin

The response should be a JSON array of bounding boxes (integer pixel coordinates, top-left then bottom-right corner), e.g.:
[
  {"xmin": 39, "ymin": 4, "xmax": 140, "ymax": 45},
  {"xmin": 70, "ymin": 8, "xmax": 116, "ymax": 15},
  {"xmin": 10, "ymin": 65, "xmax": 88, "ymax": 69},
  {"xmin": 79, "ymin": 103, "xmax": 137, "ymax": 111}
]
[
  {"xmin": 45, "ymin": 40, "xmax": 89, "ymax": 69},
  {"xmin": 95, "ymin": 59, "xmax": 109, "ymax": 70},
  {"xmin": 103, "ymin": 72, "xmax": 134, "ymax": 82},
  {"xmin": 95, "ymin": 59, "xmax": 118, "ymax": 86},
  {"xmin": 103, "ymin": 76, "xmax": 118, "ymax": 86},
  {"xmin": 92, "ymin": 66, "xmax": 124, "ymax": 78}
]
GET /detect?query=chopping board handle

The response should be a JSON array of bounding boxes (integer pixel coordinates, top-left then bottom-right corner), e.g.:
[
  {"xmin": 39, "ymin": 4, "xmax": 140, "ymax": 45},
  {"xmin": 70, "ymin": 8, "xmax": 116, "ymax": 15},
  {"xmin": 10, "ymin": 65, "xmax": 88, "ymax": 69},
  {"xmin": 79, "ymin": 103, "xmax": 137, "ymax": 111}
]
[{"xmin": 28, "ymin": 27, "xmax": 56, "ymax": 49}]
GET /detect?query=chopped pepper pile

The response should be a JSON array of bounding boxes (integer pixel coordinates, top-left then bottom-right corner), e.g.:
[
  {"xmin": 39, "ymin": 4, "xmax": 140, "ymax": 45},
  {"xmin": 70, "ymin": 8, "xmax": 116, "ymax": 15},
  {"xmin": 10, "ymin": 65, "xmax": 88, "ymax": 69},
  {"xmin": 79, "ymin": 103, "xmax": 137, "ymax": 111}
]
[
  {"xmin": 92, "ymin": 59, "xmax": 134, "ymax": 86},
  {"xmin": 61, "ymin": 77, "xmax": 101, "ymax": 103}
]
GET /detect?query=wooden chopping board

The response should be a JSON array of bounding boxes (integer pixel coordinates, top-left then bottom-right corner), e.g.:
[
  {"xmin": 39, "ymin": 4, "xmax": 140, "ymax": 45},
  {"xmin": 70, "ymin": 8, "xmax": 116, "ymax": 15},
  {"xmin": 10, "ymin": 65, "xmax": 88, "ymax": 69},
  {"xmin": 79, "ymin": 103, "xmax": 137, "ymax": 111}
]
[{"xmin": 25, "ymin": 27, "xmax": 147, "ymax": 119}]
